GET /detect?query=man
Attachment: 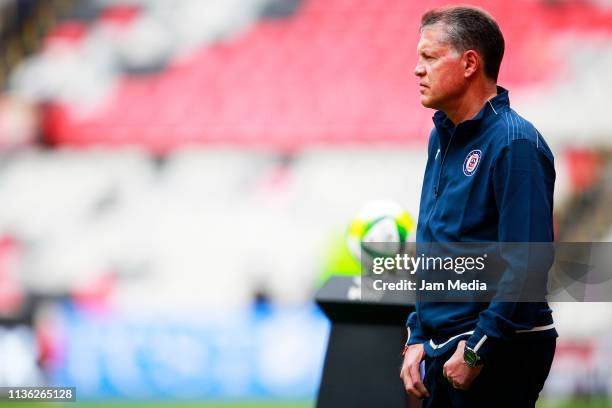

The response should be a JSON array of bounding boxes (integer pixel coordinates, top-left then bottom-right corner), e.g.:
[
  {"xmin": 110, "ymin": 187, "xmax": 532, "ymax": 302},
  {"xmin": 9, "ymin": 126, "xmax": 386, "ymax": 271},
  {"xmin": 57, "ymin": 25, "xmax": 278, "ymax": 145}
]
[{"xmin": 399, "ymin": 6, "xmax": 557, "ymax": 408}]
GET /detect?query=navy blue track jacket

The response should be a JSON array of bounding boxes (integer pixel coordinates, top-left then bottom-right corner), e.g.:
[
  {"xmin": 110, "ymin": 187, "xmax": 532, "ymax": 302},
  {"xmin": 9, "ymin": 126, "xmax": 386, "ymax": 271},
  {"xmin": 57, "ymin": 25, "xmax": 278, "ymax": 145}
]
[{"xmin": 406, "ymin": 87, "xmax": 558, "ymax": 362}]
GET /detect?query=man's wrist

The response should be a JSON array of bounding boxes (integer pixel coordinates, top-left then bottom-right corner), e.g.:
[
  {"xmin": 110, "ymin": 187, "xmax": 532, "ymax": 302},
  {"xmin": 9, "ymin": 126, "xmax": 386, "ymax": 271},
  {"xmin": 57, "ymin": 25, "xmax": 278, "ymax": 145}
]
[{"xmin": 401, "ymin": 342, "xmax": 424, "ymax": 357}]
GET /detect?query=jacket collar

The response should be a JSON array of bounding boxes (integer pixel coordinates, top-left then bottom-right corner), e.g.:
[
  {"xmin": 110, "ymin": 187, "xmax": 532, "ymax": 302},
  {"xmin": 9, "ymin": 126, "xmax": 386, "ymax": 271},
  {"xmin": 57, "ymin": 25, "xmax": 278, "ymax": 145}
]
[{"xmin": 432, "ymin": 86, "xmax": 510, "ymax": 133}]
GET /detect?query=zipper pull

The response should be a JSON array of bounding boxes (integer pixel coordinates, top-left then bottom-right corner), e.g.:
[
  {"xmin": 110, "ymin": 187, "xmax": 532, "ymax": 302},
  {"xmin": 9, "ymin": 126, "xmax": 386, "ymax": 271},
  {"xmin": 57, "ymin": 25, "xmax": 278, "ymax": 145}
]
[{"xmin": 434, "ymin": 187, "xmax": 439, "ymax": 199}]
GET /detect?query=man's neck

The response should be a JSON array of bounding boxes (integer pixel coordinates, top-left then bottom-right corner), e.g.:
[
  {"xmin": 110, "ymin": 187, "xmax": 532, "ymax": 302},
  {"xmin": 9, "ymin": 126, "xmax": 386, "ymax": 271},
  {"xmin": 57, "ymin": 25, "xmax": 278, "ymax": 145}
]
[{"xmin": 443, "ymin": 83, "xmax": 498, "ymax": 126}]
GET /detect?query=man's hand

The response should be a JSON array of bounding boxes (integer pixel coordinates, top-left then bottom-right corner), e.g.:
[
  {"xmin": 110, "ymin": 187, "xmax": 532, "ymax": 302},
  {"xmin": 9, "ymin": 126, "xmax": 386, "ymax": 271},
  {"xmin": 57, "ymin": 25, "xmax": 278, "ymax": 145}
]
[
  {"xmin": 400, "ymin": 343, "xmax": 430, "ymax": 398},
  {"xmin": 442, "ymin": 340, "xmax": 483, "ymax": 390}
]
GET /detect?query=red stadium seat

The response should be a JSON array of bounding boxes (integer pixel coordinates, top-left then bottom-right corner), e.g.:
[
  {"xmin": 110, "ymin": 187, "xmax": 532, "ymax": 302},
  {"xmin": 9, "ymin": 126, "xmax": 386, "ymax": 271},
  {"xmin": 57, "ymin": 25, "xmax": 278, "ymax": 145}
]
[{"xmin": 42, "ymin": 0, "xmax": 612, "ymax": 151}]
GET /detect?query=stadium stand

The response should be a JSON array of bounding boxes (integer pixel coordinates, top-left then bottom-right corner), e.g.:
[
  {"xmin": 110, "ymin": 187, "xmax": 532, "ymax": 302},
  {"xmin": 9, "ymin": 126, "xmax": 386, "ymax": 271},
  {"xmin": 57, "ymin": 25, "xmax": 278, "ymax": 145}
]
[{"xmin": 4, "ymin": 0, "xmax": 612, "ymax": 150}]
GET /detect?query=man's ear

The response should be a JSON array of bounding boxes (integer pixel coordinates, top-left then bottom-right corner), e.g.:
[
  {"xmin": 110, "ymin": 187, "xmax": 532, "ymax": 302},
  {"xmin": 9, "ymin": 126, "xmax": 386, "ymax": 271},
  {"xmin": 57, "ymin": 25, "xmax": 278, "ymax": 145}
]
[{"xmin": 463, "ymin": 50, "xmax": 480, "ymax": 78}]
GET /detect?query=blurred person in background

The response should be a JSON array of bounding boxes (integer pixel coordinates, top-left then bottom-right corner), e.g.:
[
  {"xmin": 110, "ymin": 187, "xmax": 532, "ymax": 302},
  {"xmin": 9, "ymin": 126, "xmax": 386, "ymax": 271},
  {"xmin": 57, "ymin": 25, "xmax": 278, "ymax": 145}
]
[{"xmin": 399, "ymin": 6, "xmax": 557, "ymax": 407}]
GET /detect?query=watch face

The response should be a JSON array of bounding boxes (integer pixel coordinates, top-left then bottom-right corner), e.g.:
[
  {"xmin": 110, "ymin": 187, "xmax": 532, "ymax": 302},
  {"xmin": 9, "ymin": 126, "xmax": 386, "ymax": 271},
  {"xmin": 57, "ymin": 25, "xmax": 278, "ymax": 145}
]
[{"xmin": 464, "ymin": 348, "xmax": 478, "ymax": 367}]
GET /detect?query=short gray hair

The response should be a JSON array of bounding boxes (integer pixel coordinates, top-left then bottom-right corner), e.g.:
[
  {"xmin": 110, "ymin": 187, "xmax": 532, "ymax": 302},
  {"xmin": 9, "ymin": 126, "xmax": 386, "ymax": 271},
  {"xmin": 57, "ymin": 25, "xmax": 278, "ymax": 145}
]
[{"xmin": 420, "ymin": 6, "xmax": 505, "ymax": 81}]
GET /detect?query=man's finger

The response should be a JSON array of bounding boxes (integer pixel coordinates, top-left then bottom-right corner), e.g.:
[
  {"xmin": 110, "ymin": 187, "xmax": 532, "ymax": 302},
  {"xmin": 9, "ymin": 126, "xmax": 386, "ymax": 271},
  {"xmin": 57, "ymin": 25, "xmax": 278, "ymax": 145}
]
[
  {"xmin": 409, "ymin": 362, "xmax": 430, "ymax": 398},
  {"xmin": 403, "ymin": 364, "xmax": 427, "ymax": 399},
  {"xmin": 453, "ymin": 381, "xmax": 467, "ymax": 391},
  {"xmin": 401, "ymin": 367, "xmax": 420, "ymax": 398},
  {"xmin": 443, "ymin": 364, "xmax": 455, "ymax": 387}
]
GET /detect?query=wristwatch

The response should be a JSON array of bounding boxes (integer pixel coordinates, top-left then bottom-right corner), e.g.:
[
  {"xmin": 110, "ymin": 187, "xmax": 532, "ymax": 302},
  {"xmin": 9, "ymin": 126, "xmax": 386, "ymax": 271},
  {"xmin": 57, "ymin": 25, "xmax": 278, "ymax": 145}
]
[{"xmin": 463, "ymin": 346, "xmax": 482, "ymax": 367}]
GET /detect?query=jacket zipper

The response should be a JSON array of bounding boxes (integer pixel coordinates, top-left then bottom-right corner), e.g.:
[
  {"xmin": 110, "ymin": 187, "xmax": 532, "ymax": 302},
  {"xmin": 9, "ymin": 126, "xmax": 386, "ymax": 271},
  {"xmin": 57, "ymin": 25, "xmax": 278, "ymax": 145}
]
[
  {"xmin": 416, "ymin": 130, "xmax": 455, "ymax": 321},
  {"xmin": 424, "ymin": 130, "xmax": 456, "ymax": 236},
  {"xmin": 434, "ymin": 130, "xmax": 455, "ymax": 199}
]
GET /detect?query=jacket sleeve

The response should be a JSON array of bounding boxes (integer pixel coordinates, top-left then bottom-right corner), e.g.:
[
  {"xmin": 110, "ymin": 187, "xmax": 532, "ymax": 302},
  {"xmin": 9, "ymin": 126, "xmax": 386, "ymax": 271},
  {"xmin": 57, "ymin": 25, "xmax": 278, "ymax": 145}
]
[
  {"xmin": 465, "ymin": 138, "xmax": 555, "ymax": 362},
  {"xmin": 406, "ymin": 310, "xmax": 428, "ymax": 346}
]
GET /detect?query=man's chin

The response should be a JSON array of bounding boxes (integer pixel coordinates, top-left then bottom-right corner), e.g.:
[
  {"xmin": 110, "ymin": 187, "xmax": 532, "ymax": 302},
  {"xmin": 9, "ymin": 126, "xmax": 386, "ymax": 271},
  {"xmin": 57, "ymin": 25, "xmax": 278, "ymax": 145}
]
[{"xmin": 420, "ymin": 97, "xmax": 436, "ymax": 109}]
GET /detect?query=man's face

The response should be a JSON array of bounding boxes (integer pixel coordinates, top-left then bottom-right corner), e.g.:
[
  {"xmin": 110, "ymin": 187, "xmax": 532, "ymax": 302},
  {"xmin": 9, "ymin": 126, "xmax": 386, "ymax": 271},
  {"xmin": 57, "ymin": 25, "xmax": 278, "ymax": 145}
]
[{"xmin": 415, "ymin": 24, "xmax": 468, "ymax": 110}]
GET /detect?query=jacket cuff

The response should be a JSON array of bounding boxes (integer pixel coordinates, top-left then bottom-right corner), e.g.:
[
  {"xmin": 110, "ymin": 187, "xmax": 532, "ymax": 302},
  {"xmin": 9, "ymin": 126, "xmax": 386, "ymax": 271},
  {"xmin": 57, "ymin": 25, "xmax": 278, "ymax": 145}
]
[
  {"xmin": 405, "ymin": 312, "xmax": 427, "ymax": 346},
  {"xmin": 465, "ymin": 326, "xmax": 495, "ymax": 363}
]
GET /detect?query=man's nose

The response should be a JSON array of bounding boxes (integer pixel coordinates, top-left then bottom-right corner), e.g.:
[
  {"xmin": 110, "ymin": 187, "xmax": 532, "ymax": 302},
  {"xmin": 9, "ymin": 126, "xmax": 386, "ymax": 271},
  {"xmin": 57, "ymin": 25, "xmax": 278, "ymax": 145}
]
[{"xmin": 414, "ymin": 64, "xmax": 425, "ymax": 77}]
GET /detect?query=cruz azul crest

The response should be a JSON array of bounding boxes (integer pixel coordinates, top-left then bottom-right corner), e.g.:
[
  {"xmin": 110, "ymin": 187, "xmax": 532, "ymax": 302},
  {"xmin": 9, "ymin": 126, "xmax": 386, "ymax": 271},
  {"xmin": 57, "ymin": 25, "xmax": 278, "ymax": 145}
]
[{"xmin": 463, "ymin": 150, "xmax": 482, "ymax": 176}]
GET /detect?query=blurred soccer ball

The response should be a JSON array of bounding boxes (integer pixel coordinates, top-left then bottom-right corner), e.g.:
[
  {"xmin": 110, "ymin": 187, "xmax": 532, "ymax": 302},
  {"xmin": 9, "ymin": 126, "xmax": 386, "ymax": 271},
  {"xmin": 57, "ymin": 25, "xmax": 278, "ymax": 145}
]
[{"xmin": 347, "ymin": 200, "xmax": 415, "ymax": 263}]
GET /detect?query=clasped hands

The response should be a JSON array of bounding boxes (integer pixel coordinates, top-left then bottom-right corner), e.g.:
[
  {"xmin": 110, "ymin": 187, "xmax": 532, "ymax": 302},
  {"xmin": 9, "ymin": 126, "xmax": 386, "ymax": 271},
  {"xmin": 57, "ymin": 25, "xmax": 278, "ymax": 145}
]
[{"xmin": 400, "ymin": 340, "xmax": 482, "ymax": 398}]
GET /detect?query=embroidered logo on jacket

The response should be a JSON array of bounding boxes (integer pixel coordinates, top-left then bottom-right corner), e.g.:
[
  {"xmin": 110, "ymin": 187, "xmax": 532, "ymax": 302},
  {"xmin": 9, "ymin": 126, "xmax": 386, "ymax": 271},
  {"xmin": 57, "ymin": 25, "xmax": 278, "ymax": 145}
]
[{"xmin": 463, "ymin": 150, "xmax": 482, "ymax": 176}]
